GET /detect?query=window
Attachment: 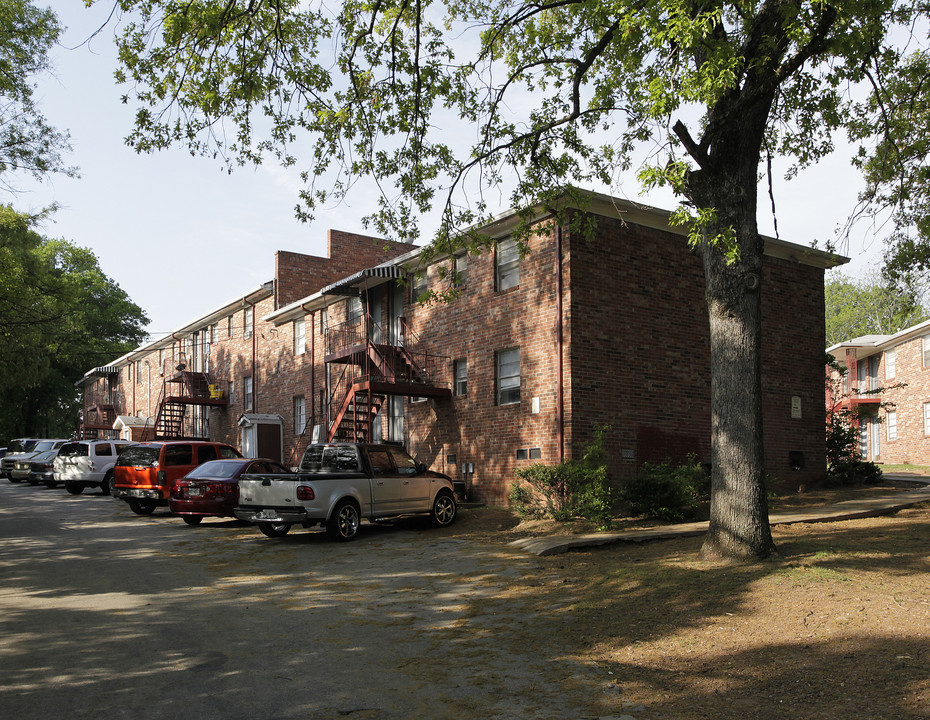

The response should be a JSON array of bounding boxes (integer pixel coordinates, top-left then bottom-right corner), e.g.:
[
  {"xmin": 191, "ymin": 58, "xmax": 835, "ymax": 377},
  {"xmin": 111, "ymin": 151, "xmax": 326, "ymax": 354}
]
[
  {"xmin": 228, "ymin": 314, "xmax": 234, "ymax": 337},
  {"xmin": 496, "ymin": 348, "xmax": 521, "ymax": 405},
  {"xmin": 158, "ymin": 348, "xmax": 165, "ymax": 371},
  {"xmin": 197, "ymin": 445, "xmax": 218, "ymax": 464},
  {"xmin": 454, "ymin": 359, "xmax": 467, "ymax": 396},
  {"xmin": 411, "ymin": 271, "xmax": 427, "ymax": 302},
  {"xmin": 243, "ymin": 376, "xmax": 253, "ymax": 411},
  {"xmin": 887, "ymin": 410, "xmax": 898, "ymax": 441},
  {"xmin": 164, "ymin": 445, "xmax": 193, "ymax": 466},
  {"xmin": 886, "ymin": 347, "xmax": 896, "ymax": 379},
  {"xmin": 227, "ymin": 380, "xmax": 235, "ymax": 403},
  {"xmin": 294, "ymin": 317, "xmax": 306, "ymax": 355},
  {"xmin": 454, "ymin": 254, "xmax": 467, "ymax": 288},
  {"xmin": 347, "ymin": 296, "xmax": 363, "ymax": 326},
  {"xmin": 496, "ymin": 237, "xmax": 520, "ymax": 291},
  {"xmin": 320, "ymin": 307, "xmax": 329, "ymax": 335},
  {"xmin": 924, "ymin": 402, "xmax": 930, "ymax": 436},
  {"xmin": 294, "ymin": 395, "xmax": 307, "ymax": 435},
  {"xmin": 243, "ymin": 307, "xmax": 254, "ymax": 339},
  {"xmin": 209, "ymin": 323, "xmax": 217, "ymax": 344}
]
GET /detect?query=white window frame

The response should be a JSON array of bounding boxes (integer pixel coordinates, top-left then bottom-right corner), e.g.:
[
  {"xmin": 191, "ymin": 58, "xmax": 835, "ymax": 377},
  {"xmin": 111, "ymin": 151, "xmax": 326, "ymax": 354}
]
[
  {"xmin": 496, "ymin": 348, "xmax": 521, "ymax": 405},
  {"xmin": 886, "ymin": 347, "xmax": 896, "ymax": 380},
  {"xmin": 496, "ymin": 237, "xmax": 520, "ymax": 291},
  {"xmin": 887, "ymin": 409, "xmax": 898, "ymax": 441},
  {"xmin": 294, "ymin": 395, "xmax": 307, "ymax": 435},
  {"xmin": 925, "ymin": 402, "xmax": 930, "ymax": 436},
  {"xmin": 243, "ymin": 376, "xmax": 253, "ymax": 412},
  {"xmin": 411, "ymin": 271, "xmax": 428, "ymax": 302},
  {"xmin": 347, "ymin": 296, "xmax": 363, "ymax": 326},
  {"xmin": 243, "ymin": 307, "xmax": 254, "ymax": 340},
  {"xmin": 294, "ymin": 317, "xmax": 306, "ymax": 355},
  {"xmin": 454, "ymin": 358, "xmax": 467, "ymax": 396},
  {"xmin": 454, "ymin": 254, "xmax": 467, "ymax": 288}
]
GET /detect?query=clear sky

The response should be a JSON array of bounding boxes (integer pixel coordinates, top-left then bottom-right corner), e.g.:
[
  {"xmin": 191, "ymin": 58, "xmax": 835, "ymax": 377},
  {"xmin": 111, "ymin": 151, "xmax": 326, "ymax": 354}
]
[{"xmin": 19, "ymin": 2, "xmax": 882, "ymax": 342}]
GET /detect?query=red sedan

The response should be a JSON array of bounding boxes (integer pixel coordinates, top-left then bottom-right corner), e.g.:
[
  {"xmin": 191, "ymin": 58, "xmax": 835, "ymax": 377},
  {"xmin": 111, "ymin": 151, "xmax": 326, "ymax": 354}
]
[{"xmin": 170, "ymin": 458, "xmax": 291, "ymax": 526}]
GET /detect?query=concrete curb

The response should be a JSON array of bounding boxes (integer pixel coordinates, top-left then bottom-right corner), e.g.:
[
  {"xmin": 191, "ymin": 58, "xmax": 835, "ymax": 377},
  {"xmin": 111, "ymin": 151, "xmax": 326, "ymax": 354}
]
[{"xmin": 508, "ymin": 482, "xmax": 930, "ymax": 556}]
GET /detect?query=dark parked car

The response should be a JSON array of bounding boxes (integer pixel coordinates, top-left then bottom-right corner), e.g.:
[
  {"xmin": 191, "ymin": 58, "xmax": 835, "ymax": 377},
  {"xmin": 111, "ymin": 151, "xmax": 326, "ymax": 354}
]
[
  {"xmin": 170, "ymin": 458, "xmax": 291, "ymax": 526},
  {"xmin": 27, "ymin": 450, "xmax": 60, "ymax": 487}
]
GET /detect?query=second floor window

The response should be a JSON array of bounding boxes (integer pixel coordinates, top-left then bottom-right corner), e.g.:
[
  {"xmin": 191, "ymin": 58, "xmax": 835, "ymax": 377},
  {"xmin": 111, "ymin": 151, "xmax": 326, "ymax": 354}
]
[
  {"xmin": 454, "ymin": 358, "xmax": 467, "ymax": 396},
  {"xmin": 496, "ymin": 237, "xmax": 520, "ymax": 291},
  {"xmin": 243, "ymin": 376, "xmax": 253, "ymax": 411},
  {"xmin": 244, "ymin": 307, "xmax": 254, "ymax": 339},
  {"xmin": 454, "ymin": 254, "xmax": 467, "ymax": 288},
  {"xmin": 886, "ymin": 347, "xmax": 896, "ymax": 379},
  {"xmin": 411, "ymin": 271, "xmax": 428, "ymax": 302},
  {"xmin": 496, "ymin": 348, "xmax": 520, "ymax": 405},
  {"xmin": 347, "ymin": 296, "xmax": 363, "ymax": 326},
  {"xmin": 294, "ymin": 317, "xmax": 306, "ymax": 355}
]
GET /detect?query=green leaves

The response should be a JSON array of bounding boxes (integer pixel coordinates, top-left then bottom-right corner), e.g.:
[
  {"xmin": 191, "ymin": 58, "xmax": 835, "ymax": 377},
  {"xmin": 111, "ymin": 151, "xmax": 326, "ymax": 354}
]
[{"xmin": 0, "ymin": 206, "xmax": 149, "ymax": 439}]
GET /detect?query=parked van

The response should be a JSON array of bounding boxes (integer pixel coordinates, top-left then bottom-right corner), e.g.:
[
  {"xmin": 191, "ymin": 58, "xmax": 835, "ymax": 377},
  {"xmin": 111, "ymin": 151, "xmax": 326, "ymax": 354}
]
[
  {"xmin": 54, "ymin": 440, "xmax": 135, "ymax": 495},
  {"xmin": 112, "ymin": 441, "xmax": 242, "ymax": 515}
]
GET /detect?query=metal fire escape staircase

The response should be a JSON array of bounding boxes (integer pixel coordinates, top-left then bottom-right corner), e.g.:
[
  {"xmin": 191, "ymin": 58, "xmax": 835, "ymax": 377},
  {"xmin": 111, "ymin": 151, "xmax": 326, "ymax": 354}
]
[
  {"xmin": 325, "ymin": 317, "xmax": 450, "ymax": 443},
  {"xmin": 153, "ymin": 370, "xmax": 228, "ymax": 439}
]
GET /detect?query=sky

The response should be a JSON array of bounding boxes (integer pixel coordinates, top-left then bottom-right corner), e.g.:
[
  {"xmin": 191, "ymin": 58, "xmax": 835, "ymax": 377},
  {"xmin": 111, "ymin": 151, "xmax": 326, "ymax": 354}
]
[{"xmin": 19, "ymin": 2, "xmax": 884, "ymax": 343}]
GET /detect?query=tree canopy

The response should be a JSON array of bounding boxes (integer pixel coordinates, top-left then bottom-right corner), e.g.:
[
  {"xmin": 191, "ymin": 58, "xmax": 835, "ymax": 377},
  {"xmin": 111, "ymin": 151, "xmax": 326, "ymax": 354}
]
[
  {"xmin": 0, "ymin": 206, "xmax": 149, "ymax": 442},
  {"xmin": 0, "ymin": 0, "xmax": 76, "ymax": 189},
  {"xmin": 99, "ymin": 0, "xmax": 930, "ymax": 560},
  {"xmin": 825, "ymin": 272, "xmax": 929, "ymax": 347}
]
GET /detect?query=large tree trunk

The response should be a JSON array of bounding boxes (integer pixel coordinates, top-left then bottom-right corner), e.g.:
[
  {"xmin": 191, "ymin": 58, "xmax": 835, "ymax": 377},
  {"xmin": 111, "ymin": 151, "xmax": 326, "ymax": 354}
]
[
  {"xmin": 697, "ymin": 209, "xmax": 776, "ymax": 561},
  {"xmin": 687, "ymin": 124, "xmax": 778, "ymax": 562}
]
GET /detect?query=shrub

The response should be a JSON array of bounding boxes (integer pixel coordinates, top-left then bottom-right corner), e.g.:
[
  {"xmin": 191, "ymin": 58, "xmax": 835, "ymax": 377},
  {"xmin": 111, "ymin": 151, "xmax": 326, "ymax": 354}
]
[
  {"xmin": 509, "ymin": 425, "xmax": 616, "ymax": 529},
  {"xmin": 620, "ymin": 455, "xmax": 709, "ymax": 522}
]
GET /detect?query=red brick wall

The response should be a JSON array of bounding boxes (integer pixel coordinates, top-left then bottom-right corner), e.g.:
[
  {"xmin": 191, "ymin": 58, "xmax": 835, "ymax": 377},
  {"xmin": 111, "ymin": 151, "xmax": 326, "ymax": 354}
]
[{"xmin": 275, "ymin": 231, "xmax": 416, "ymax": 308}]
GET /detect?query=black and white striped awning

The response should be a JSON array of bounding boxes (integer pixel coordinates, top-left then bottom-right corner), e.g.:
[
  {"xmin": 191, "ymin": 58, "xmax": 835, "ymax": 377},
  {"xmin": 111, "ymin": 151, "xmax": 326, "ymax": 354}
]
[{"xmin": 320, "ymin": 265, "xmax": 404, "ymax": 296}]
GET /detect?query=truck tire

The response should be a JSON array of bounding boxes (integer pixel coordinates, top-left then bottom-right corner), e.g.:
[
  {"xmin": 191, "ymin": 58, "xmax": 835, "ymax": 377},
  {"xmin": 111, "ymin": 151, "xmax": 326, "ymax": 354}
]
[
  {"xmin": 103, "ymin": 472, "xmax": 115, "ymax": 496},
  {"xmin": 65, "ymin": 483, "xmax": 83, "ymax": 495},
  {"xmin": 128, "ymin": 499, "xmax": 156, "ymax": 515},
  {"xmin": 258, "ymin": 521, "xmax": 290, "ymax": 538},
  {"xmin": 326, "ymin": 499, "xmax": 360, "ymax": 541},
  {"xmin": 431, "ymin": 490, "xmax": 457, "ymax": 528}
]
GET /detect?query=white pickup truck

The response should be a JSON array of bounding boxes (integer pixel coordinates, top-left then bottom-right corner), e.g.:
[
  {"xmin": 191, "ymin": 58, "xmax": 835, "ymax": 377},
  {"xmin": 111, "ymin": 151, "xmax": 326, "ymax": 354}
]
[{"xmin": 234, "ymin": 443, "xmax": 457, "ymax": 541}]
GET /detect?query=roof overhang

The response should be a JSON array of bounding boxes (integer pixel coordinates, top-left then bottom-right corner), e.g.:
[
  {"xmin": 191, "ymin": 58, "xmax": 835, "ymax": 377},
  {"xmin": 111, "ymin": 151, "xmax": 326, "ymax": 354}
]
[{"xmin": 320, "ymin": 266, "xmax": 405, "ymax": 296}]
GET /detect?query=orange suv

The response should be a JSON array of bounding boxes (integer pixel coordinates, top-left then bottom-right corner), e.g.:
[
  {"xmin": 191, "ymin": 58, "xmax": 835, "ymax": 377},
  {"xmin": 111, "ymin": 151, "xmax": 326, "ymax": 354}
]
[{"xmin": 113, "ymin": 441, "xmax": 242, "ymax": 515}]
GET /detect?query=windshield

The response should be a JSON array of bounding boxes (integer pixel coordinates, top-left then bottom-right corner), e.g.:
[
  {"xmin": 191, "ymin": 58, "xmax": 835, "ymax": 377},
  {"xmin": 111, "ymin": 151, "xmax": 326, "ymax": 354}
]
[
  {"xmin": 117, "ymin": 446, "xmax": 161, "ymax": 468},
  {"xmin": 33, "ymin": 440, "xmax": 58, "ymax": 452},
  {"xmin": 57, "ymin": 443, "xmax": 89, "ymax": 458}
]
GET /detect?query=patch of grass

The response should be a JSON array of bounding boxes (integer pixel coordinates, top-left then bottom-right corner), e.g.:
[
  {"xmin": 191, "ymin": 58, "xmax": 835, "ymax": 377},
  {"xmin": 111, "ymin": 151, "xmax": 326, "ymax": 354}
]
[{"xmin": 881, "ymin": 464, "xmax": 930, "ymax": 475}]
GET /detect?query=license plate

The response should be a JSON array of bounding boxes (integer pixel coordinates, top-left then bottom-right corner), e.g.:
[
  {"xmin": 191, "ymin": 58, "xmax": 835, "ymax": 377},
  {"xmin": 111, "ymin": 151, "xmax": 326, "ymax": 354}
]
[
  {"xmin": 259, "ymin": 509, "xmax": 278, "ymax": 519},
  {"xmin": 185, "ymin": 486, "xmax": 203, "ymax": 498}
]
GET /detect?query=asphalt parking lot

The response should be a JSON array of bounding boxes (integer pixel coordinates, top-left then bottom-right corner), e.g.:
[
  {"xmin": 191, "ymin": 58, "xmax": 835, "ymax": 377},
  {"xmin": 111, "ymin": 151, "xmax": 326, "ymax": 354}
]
[{"xmin": 0, "ymin": 483, "xmax": 617, "ymax": 720}]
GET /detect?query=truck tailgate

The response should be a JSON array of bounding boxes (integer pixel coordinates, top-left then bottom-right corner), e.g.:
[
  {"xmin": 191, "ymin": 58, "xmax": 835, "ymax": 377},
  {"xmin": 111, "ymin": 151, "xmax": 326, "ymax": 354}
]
[{"xmin": 237, "ymin": 473, "xmax": 300, "ymax": 506}]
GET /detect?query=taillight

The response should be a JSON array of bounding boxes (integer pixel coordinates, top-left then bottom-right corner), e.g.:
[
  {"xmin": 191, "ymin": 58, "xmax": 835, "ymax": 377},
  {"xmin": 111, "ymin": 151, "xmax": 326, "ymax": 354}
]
[{"xmin": 296, "ymin": 486, "xmax": 315, "ymax": 501}]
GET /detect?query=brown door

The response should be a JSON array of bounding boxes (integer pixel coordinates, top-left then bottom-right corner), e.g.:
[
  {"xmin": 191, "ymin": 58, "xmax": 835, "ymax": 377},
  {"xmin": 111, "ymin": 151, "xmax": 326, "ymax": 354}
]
[{"xmin": 257, "ymin": 423, "xmax": 282, "ymax": 462}]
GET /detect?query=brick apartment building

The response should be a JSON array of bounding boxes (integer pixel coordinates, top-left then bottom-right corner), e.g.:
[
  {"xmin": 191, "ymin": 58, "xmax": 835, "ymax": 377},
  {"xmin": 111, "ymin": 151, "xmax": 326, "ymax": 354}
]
[
  {"xmin": 77, "ymin": 191, "xmax": 842, "ymax": 502},
  {"xmin": 828, "ymin": 318, "xmax": 930, "ymax": 466}
]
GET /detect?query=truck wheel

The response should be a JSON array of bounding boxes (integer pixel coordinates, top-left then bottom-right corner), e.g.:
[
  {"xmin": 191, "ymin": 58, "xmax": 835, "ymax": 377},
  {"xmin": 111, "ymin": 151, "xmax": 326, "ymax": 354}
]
[
  {"xmin": 128, "ymin": 499, "xmax": 156, "ymax": 516},
  {"xmin": 44, "ymin": 480, "xmax": 56, "ymax": 489},
  {"xmin": 258, "ymin": 521, "xmax": 290, "ymax": 538},
  {"xmin": 65, "ymin": 483, "xmax": 83, "ymax": 495},
  {"xmin": 326, "ymin": 499, "xmax": 360, "ymax": 541},
  {"xmin": 182, "ymin": 515, "xmax": 203, "ymax": 526},
  {"xmin": 103, "ymin": 472, "xmax": 115, "ymax": 496},
  {"xmin": 431, "ymin": 490, "xmax": 457, "ymax": 528}
]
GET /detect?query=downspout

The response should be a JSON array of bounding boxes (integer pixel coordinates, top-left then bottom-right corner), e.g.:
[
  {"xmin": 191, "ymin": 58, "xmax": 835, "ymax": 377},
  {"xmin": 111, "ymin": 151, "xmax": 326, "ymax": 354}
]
[
  {"xmin": 246, "ymin": 298, "xmax": 258, "ymax": 413},
  {"xmin": 556, "ymin": 222, "xmax": 565, "ymax": 462},
  {"xmin": 301, "ymin": 303, "xmax": 316, "ymax": 432}
]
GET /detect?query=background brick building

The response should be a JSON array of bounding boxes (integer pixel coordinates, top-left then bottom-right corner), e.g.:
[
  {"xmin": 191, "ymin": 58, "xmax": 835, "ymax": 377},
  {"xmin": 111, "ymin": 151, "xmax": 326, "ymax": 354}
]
[
  {"xmin": 78, "ymin": 192, "xmax": 842, "ymax": 502},
  {"xmin": 828, "ymin": 318, "xmax": 930, "ymax": 466}
]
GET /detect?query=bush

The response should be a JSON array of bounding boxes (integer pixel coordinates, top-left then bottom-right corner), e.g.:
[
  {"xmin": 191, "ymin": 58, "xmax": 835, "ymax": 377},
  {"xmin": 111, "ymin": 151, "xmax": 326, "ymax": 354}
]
[
  {"xmin": 827, "ymin": 459, "xmax": 883, "ymax": 486},
  {"xmin": 620, "ymin": 455, "xmax": 709, "ymax": 522},
  {"xmin": 509, "ymin": 425, "xmax": 616, "ymax": 529}
]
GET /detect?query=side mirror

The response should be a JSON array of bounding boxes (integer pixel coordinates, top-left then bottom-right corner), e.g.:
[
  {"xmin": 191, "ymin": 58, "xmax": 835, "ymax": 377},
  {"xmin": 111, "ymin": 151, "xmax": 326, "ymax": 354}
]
[{"xmin": 416, "ymin": 462, "xmax": 427, "ymax": 474}]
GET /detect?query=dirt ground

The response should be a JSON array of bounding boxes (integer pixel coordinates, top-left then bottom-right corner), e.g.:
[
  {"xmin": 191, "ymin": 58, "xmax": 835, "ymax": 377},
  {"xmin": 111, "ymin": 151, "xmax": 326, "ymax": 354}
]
[{"xmin": 446, "ymin": 482, "xmax": 930, "ymax": 720}]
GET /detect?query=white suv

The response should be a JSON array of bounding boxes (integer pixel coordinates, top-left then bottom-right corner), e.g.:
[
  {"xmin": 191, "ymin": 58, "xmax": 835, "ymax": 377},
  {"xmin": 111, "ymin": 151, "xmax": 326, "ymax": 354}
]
[{"xmin": 54, "ymin": 440, "xmax": 135, "ymax": 495}]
